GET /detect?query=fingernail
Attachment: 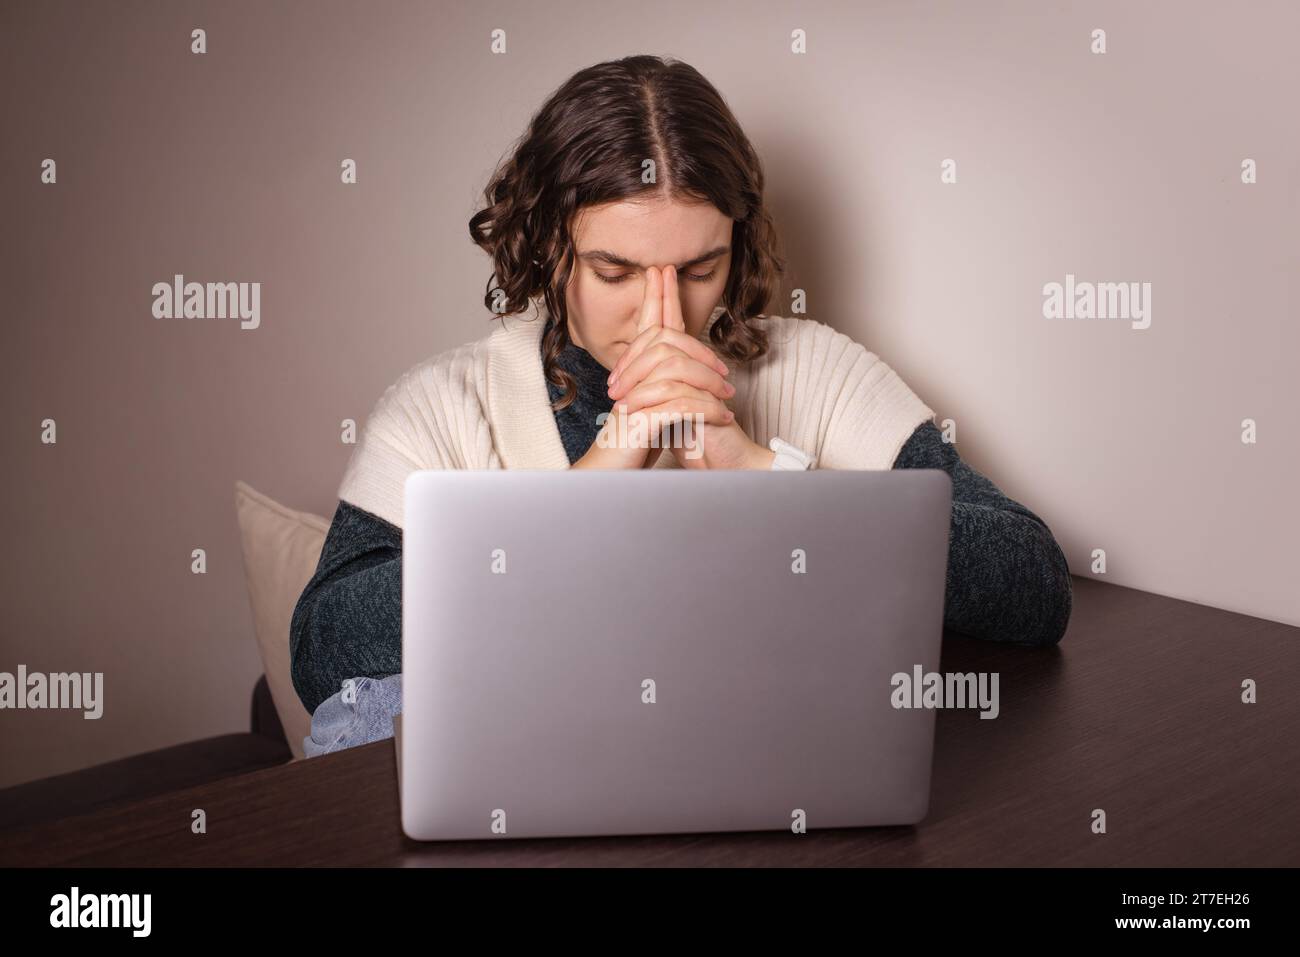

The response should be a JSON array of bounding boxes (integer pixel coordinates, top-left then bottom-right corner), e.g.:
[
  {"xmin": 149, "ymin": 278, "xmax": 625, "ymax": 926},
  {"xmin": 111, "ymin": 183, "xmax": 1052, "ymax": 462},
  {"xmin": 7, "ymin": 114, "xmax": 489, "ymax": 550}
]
[{"xmin": 719, "ymin": 363, "xmax": 730, "ymax": 375}]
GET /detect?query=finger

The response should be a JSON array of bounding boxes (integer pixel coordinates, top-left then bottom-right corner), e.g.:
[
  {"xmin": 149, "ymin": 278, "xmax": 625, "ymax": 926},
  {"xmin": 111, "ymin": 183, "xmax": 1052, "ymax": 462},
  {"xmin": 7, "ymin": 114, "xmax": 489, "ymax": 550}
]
[
  {"xmin": 616, "ymin": 328, "xmax": 729, "ymax": 386},
  {"xmin": 620, "ymin": 400, "xmax": 734, "ymax": 455},
  {"xmin": 611, "ymin": 391, "xmax": 732, "ymax": 451},
  {"xmin": 609, "ymin": 323, "xmax": 728, "ymax": 389},
  {"xmin": 611, "ymin": 266, "xmax": 665, "ymax": 384},
  {"xmin": 616, "ymin": 382, "xmax": 733, "ymax": 449},
  {"xmin": 609, "ymin": 346, "xmax": 735, "ymax": 402},
  {"xmin": 618, "ymin": 377, "xmax": 723, "ymax": 416},
  {"xmin": 662, "ymin": 265, "xmax": 686, "ymax": 333},
  {"xmin": 608, "ymin": 322, "xmax": 658, "ymax": 386},
  {"xmin": 637, "ymin": 394, "xmax": 736, "ymax": 431},
  {"xmin": 635, "ymin": 265, "xmax": 664, "ymax": 338}
]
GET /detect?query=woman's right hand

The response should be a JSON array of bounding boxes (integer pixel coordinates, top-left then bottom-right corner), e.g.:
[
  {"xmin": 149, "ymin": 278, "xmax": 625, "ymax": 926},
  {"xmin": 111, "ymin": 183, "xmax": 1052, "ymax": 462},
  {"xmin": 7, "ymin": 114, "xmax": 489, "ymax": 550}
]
[{"xmin": 572, "ymin": 266, "xmax": 734, "ymax": 470}]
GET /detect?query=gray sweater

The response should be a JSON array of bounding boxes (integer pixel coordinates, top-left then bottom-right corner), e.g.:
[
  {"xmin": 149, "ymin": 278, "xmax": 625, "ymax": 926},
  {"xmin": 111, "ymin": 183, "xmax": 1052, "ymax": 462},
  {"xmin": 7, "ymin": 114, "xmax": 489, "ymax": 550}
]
[{"xmin": 290, "ymin": 322, "xmax": 1073, "ymax": 714}]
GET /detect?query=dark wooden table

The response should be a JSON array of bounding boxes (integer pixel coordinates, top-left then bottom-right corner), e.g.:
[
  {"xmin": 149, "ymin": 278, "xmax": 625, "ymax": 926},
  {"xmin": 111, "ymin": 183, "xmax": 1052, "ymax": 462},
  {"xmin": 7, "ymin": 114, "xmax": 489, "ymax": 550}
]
[{"xmin": 2, "ymin": 577, "xmax": 1296, "ymax": 866}]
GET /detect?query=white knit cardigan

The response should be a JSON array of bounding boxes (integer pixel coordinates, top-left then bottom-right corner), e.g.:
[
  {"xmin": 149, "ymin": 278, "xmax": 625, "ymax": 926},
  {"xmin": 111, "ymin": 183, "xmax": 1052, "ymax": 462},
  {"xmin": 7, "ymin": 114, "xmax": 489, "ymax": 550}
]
[{"xmin": 337, "ymin": 305, "xmax": 936, "ymax": 530}]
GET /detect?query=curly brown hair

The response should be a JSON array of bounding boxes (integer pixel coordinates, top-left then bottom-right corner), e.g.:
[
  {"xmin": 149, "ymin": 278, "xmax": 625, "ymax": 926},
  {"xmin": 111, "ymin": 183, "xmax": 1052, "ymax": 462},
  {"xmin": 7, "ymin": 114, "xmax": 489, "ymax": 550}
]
[{"xmin": 468, "ymin": 54, "xmax": 786, "ymax": 411}]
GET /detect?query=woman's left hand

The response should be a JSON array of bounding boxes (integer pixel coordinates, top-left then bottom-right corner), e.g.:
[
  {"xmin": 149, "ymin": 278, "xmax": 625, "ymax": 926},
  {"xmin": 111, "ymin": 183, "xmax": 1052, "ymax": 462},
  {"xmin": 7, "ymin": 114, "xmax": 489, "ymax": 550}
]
[{"xmin": 670, "ymin": 417, "xmax": 774, "ymax": 470}]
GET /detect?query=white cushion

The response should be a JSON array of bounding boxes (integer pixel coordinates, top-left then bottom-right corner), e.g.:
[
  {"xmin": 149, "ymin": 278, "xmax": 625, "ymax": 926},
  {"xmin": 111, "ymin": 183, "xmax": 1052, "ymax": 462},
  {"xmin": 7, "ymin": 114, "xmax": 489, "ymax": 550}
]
[{"xmin": 233, "ymin": 480, "xmax": 329, "ymax": 759}]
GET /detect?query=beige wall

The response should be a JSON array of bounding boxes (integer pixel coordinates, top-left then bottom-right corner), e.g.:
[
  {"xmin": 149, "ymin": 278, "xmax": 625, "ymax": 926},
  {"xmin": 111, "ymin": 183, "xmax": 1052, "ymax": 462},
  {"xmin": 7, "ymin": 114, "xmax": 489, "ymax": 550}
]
[{"xmin": 2, "ymin": 0, "xmax": 1295, "ymax": 789}]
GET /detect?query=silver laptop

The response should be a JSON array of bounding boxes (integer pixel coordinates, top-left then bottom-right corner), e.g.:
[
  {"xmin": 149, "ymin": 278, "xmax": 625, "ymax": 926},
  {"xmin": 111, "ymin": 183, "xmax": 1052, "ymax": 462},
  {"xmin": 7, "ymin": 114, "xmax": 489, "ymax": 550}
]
[{"xmin": 397, "ymin": 467, "xmax": 952, "ymax": 841}]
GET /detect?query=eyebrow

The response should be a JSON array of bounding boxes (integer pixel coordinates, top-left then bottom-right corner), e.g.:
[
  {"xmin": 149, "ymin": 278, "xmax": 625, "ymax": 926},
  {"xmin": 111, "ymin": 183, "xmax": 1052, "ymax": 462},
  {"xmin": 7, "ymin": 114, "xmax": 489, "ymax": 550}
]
[{"xmin": 577, "ymin": 245, "xmax": 730, "ymax": 271}]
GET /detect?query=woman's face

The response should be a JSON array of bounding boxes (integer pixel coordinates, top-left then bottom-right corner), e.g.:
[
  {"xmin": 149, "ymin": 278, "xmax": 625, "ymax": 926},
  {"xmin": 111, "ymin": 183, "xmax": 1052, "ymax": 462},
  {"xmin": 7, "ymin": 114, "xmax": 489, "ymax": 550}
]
[{"xmin": 563, "ymin": 195, "xmax": 732, "ymax": 371}]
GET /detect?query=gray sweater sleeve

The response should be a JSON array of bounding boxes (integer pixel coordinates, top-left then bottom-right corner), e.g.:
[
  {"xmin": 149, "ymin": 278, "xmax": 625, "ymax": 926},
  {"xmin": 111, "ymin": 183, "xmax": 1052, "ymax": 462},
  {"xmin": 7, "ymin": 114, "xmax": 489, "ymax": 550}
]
[
  {"xmin": 289, "ymin": 500, "xmax": 403, "ymax": 715},
  {"xmin": 891, "ymin": 420, "xmax": 1073, "ymax": 646}
]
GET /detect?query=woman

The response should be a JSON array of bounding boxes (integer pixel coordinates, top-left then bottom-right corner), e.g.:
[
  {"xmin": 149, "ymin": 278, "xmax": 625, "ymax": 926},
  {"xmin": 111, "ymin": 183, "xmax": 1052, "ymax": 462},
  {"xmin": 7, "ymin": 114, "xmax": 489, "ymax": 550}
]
[{"xmin": 290, "ymin": 54, "xmax": 1072, "ymax": 757}]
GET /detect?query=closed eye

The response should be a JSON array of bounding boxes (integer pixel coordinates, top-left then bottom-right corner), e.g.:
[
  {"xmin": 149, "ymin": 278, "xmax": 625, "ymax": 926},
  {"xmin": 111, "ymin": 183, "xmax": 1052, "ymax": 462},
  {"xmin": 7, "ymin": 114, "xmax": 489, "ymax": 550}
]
[{"xmin": 595, "ymin": 268, "xmax": 718, "ymax": 285}]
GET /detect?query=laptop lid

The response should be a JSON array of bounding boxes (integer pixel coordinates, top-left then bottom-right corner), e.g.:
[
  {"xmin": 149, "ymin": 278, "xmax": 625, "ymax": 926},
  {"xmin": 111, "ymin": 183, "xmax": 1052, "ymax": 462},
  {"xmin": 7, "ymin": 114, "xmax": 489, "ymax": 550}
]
[{"xmin": 399, "ymin": 468, "xmax": 952, "ymax": 841}]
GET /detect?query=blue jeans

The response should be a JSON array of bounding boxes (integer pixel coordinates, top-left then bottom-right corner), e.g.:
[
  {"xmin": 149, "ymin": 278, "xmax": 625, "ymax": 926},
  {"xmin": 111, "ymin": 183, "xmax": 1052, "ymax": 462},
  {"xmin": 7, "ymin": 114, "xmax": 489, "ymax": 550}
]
[{"xmin": 303, "ymin": 674, "xmax": 403, "ymax": 758}]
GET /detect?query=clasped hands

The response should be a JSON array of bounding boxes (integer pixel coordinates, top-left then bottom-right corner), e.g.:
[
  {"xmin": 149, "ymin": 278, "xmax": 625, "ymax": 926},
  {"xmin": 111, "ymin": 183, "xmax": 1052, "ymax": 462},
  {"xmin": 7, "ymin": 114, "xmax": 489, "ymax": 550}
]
[{"xmin": 573, "ymin": 265, "xmax": 775, "ymax": 470}]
